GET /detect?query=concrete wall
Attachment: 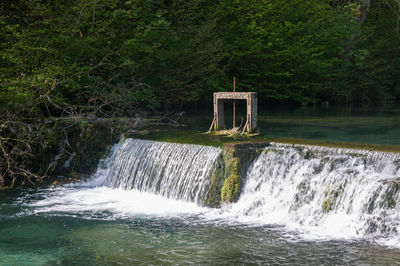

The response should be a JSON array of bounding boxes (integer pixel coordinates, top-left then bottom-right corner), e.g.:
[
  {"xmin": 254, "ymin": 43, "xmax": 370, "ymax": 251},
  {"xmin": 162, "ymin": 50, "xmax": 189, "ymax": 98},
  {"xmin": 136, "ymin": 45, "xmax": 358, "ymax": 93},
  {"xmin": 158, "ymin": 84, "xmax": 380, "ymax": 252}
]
[{"xmin": 213, "ymin": 92, "xmax": 258, "ymax": 132}]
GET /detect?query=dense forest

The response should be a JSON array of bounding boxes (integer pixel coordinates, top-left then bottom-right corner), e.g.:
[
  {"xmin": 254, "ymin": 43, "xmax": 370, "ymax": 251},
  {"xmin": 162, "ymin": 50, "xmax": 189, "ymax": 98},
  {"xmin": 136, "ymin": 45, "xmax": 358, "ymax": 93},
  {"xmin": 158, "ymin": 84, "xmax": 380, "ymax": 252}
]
[{"xmin": 1, "ymin": 0, "xmax": 400, "ymax": 186}]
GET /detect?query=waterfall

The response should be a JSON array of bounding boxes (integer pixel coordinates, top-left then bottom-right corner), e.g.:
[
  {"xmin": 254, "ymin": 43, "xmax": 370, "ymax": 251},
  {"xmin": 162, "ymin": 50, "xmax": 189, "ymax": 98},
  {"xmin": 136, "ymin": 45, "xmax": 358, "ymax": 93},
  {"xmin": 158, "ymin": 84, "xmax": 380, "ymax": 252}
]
[
  {"xmin": 106, "ymin": 139, "xmax": 222, "ymax": 204},
  {"xmin": 227, "ymin": 143, "xmax": 400, "ymax": 242},
  {"xmin": 102, "ymin": 138, "xmax": 400, "ymax": 243}
]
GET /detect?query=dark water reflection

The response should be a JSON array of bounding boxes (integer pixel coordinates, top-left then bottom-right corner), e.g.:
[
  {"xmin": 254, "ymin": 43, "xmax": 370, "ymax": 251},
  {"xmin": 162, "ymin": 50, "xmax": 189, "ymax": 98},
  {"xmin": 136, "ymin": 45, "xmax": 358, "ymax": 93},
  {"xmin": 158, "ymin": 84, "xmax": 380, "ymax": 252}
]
[{"xmin": 184, "ymin": 105, "xmax": 400, "ymax": 146}]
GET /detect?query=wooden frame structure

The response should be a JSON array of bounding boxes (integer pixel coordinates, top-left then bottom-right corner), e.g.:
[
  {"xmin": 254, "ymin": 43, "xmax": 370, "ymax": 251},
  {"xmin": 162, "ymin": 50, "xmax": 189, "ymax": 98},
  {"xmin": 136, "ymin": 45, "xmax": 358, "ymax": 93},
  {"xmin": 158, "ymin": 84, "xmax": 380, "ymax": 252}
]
[{"xmin": 209, "ymin": 92, "xmax": 258, "ymax": 133}]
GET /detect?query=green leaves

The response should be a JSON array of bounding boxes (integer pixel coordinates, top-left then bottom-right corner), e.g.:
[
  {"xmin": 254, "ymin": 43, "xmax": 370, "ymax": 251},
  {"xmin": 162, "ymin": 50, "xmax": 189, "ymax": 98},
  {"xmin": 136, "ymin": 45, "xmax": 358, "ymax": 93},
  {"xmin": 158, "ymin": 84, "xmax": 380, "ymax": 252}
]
[
  {"xmin": 217, "ymin": 0, "xmax": 354, "ymax": 105},
  {"xmin": 348, "ymin": 0, "xmax": 400, "ymax": 103},
  {"xmin": 1, "ymin": 0, "xmax": 398, "ymax": 112}
]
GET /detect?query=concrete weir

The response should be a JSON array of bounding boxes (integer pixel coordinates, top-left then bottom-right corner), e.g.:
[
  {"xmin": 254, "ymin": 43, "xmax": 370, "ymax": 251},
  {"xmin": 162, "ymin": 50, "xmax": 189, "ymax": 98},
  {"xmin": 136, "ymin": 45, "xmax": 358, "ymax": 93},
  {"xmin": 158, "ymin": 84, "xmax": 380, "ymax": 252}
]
[{"xmin": 213, "ymin": 92, "xmax": 258, "ymax": 133}]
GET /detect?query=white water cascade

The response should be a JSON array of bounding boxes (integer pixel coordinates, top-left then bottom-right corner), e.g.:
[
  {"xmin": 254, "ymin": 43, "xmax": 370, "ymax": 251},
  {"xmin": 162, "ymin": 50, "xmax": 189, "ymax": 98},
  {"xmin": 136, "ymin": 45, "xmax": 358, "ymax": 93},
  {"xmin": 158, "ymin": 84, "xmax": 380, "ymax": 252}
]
[
  {"xmin": 27, "ymin": 138, "xmax": 400, "ymax": 247},
  {"xmin": 223, "ymin": 143, "xmax": 400, "ymax": 244},
  {"xmin": 106, "ymin": 138, "xmax": 222, "ymax": 204}
]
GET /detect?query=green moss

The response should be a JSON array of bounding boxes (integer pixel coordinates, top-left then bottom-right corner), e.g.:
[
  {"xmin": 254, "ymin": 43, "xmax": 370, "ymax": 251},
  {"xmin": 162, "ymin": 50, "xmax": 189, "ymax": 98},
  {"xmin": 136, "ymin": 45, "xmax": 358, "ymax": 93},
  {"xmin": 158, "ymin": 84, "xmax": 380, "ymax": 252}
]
[
  {"xmin": 345, "ymin": 152, "xmax": 367, "ymax": 158},
  {"xmin": 218, "ymin": 142, "xmax": 268, "ymax": 205},
  {"xmin": 221, "ymin": 157, "xmax": 241, "ymax": 203},
  {"xmin": 333, "ymin": 190, "xmax": 339, "ymax": 198},
  {"xmin": 264, "ymin": 148, "xmax": 281, "ymax": 155},
  {"xmin": 130, "ymin": 126, "xmax": 400, "ymax": 154},
  {"xmin": 131, "ymin": 126, "xmax": 269, "ymax": 147},
  {"xmin": 384, "ymin": 196, "xmax": 396, "ymax": 209},
  {"xmin": 324, "ymin": 185, "xmax": 330, "ymax": 197},
  {"xmin": 203, "ymin": 173, "xmax": 220, "ymax": 207},
  {"xmin": 322, "ymin": 199, "xmax": 331, "ymax": 212},
  {"xmin": 203, "ymin": 155, "xmax": 225, "ymax": 207},
  {"xmin": 322, "ymin": 182, "xmax": 347, "ymax": 212},
  {"xmin": 204, "ymin": 142, "xmax": 267, "ymax": 207},
  {"xmin": 380, "ymin": 180, "xmax": 399, "ymax": 209},
  {"xmin": 265, "ymin": 137, "xmax": 400, "ymax": 153}
]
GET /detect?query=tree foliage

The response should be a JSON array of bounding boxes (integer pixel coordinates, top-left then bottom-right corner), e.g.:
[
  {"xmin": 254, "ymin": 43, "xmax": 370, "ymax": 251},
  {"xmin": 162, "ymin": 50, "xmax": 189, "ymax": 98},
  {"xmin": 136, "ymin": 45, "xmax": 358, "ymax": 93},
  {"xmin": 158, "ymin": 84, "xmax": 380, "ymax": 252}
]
[
  {"xmin": 1, "ymin": 0, "xmax": 399, "ymax": 110},
  {"xmin": 216, "ymin": 0, "xmax": 355, "ymax": 105},
  {"xmin": 348, "ymin": 0, "xmax": 400, "ymax": 104},
  {"xmin": 1, "ymin": 0, "xmax": 400, "ymax": 186},
  {"xmin": 0, "ymin": 0, "xmax": 226, "ymax": 113}
]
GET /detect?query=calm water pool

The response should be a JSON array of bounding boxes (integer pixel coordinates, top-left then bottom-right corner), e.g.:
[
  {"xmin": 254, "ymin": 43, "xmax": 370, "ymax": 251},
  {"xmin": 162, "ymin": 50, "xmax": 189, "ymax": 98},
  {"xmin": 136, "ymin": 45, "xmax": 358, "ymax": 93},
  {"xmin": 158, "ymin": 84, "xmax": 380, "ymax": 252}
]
[{"xmin": 184, "ymin": 105, "xmax": 400, "ymax": 146}]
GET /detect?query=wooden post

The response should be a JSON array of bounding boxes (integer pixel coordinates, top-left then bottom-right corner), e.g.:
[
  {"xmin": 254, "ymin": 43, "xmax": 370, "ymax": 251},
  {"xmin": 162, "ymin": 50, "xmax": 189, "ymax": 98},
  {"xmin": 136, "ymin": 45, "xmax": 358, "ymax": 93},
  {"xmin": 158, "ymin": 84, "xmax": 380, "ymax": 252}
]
[
  {"xmin": 214, "ymin": 92, "xmax": 224, "ymax": 130},
  {"xmin": 233, "ymin": 77, "xmax": 236, "ymax": 128},
  {"xmin": 208, "ymin": 116, "xmax": 216, "ymax": 132}
]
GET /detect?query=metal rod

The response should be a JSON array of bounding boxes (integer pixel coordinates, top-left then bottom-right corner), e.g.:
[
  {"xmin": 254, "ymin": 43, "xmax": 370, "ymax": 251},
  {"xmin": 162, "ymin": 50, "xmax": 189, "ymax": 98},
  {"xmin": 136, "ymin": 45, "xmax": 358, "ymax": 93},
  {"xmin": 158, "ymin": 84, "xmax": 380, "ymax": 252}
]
[{"xmin": 233, "ymin": 77, "xmax": 236, "ymax": 128}]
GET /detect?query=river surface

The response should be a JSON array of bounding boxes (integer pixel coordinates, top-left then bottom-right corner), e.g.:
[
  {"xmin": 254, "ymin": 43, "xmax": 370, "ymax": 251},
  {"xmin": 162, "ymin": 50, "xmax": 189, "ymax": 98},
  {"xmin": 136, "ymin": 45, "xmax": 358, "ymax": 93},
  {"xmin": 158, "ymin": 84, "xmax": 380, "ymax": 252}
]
[
  {"xmin": 184, "ymin": 105, "xmax": 400, "ymax": 146},
  {"xmin": 1, "ymin": 185, "xmax": 400, "ymax": 265},
  {"xmin": 1, "ymin": 137, "xmax": 400, "ymax": 265}
]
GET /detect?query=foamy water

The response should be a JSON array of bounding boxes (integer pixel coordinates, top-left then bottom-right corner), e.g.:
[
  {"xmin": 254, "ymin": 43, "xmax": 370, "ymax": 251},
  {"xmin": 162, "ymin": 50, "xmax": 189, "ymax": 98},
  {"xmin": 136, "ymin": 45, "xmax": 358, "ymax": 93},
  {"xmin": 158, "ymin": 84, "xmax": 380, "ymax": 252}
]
[
  {"xmin": 29, "ymin": 186, "xmax": 206, "ymax": 218},
  {"xmin": 21, "ymin": 140, "xmax": 400, "ymax": 249}
]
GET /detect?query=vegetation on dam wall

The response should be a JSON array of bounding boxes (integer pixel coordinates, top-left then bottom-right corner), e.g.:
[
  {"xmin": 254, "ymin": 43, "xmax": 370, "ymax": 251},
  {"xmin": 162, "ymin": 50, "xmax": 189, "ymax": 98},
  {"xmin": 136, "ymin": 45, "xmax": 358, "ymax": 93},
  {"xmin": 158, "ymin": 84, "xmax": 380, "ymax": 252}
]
[{"xmin": 205, "ymin": 142, "xmax": 267, "ymax": 207}]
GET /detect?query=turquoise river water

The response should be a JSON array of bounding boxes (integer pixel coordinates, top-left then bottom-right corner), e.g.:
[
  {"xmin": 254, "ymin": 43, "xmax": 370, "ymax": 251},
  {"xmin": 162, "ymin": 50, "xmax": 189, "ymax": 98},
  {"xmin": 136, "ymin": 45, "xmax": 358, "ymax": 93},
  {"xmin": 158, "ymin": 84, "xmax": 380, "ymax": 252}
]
[
  {"xmin": 1, "ymin": 106, "xmax": 400, "ymax": 265},
  {"xmin": 1, "ymin": 184, "xmax": 400, "ymax": 265},
  {"xmin": 185, "ymin": 105, "xmax": 400, "ymax": 146}
]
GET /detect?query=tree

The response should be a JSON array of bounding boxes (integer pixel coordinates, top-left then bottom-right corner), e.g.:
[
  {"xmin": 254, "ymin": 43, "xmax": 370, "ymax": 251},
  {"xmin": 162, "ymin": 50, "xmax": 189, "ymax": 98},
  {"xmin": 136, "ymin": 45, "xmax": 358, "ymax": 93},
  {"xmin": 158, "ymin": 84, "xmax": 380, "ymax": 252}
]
[
  {"xmin": 349, "ymin": 0, "xmax": 400, "ymax": 103},
  {"xmin": 215, "ymin": 0, "xmax": 354, "ymax": 105}
]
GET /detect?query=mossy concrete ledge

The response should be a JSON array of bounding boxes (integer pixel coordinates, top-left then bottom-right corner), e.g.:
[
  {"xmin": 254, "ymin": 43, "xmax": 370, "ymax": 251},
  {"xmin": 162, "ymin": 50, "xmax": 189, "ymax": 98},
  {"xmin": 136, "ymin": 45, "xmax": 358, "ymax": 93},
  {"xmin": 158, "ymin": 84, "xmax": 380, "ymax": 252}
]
[
  {"xmin": 204, "ymin": 142, "xmax": 268, "ymax": 207},
  {"xmin": 44, "ymin": 119, "xmax": 136, "ymax": 185}
]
